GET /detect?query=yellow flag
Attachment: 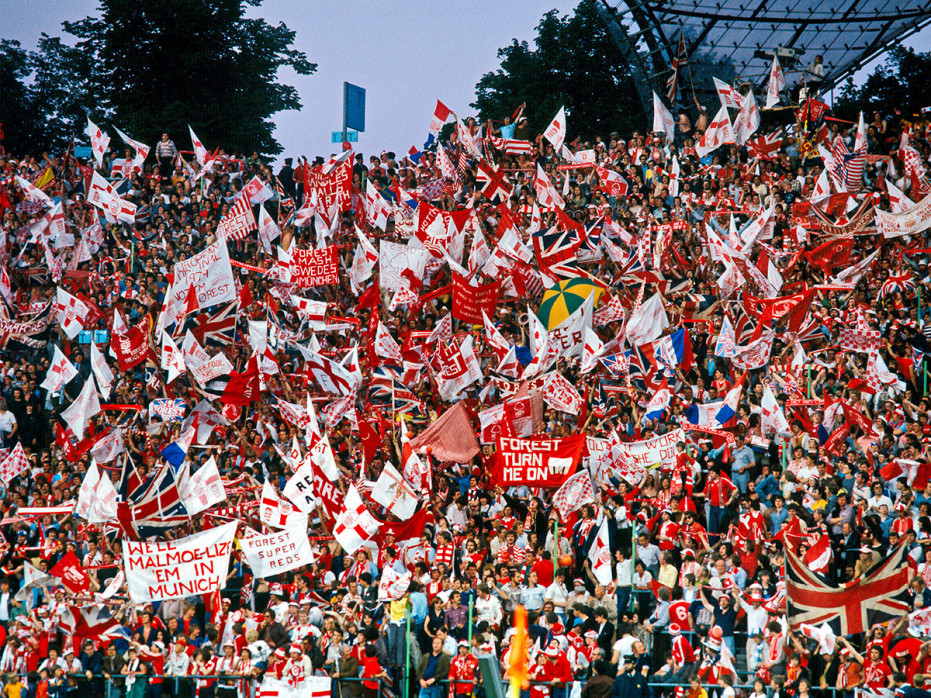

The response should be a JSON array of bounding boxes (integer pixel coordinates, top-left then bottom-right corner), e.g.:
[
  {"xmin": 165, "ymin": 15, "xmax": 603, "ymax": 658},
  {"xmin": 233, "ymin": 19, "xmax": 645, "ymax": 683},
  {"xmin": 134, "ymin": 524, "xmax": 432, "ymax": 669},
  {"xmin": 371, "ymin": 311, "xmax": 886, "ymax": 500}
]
[
  {"xmin": 34, "ymin": 166, "xmax": 55, "ymax": 191},
  {"xmin": 508, "ymin": 605, "xmax": 529, "ymax": 698}
]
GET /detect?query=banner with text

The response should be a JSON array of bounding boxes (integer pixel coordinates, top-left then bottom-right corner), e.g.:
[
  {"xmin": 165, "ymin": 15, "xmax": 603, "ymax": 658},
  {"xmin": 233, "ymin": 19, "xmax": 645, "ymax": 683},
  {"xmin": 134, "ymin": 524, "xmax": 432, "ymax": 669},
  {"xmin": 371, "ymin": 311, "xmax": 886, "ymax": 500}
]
[
  {"xmin": 170, "ymin": 240, "xmax": 236, "ymax": 325},
  {"xmin": 291, "ymin": 246, "xmax": 340, "ymax": 288},
  {"xmin": 452, "ymin": 274, "xmax": 501, "ymax": 324},
  {"xmin": 616, "ymin": 428, "xmax": 684, "ymax": 471},
  {"xmin": 492, "ymin": 434, "xmax": 586, "ymax": 487},
  {"xmin": 239, "ymin": 525, "xmax": 315, "ymax": 578},
  {"xmin": 123, "ymin": 522, "xmax": 237, "ymax": 602}
]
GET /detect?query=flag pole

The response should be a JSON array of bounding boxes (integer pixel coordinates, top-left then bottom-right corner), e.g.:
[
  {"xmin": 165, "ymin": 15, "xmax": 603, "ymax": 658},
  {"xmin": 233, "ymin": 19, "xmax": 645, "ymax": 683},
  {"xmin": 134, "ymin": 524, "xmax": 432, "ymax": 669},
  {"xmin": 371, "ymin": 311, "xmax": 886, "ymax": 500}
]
[
  {"xmin": 807, "ymin": 367, "xmax": 812, "ymax": 398},
  {"xmin": 468, "ymin": 596, "xmax": 474, "ymax": 645},
  {"xmin": 630, "ymin": 520, "xmax": 637, "ymax": 612},
  {"xmin": 403, "ymin": 611, "xmax": 411, "ymax": 698}
]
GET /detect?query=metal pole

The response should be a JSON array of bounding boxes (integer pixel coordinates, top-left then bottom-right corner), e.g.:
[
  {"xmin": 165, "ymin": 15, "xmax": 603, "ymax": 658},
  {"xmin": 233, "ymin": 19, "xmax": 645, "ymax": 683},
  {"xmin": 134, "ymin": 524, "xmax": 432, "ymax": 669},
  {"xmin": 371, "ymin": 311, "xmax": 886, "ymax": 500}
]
[
  {"xmin": 403, "ymin": 611, "xmax": 411, "ymax": 698},
  {"xmin": 807, "ymin": 367, "xmax": 812, "ymax": 398},
  {"xmin": 630, "ymin": 521, "xmax": 637, "ymax": 612},
  {"xmin": 920, "ymin": 285, "xmax": 924, "ymax": 328},
  {"xmin": 468, "ymin": 596, "xmax": 474, "ymax": 645},
  {"xmin": 342, "ymin": 82, "xmax": 349, "ymax": 143}
]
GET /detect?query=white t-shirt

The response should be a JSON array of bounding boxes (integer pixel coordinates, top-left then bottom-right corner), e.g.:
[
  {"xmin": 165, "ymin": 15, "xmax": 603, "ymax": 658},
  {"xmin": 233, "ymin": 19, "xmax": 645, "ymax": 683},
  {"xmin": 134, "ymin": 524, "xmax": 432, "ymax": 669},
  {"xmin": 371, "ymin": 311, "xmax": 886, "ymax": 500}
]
[{"xmin": 0, "ymin": 411, "xmax": 16, "ymax": 435}]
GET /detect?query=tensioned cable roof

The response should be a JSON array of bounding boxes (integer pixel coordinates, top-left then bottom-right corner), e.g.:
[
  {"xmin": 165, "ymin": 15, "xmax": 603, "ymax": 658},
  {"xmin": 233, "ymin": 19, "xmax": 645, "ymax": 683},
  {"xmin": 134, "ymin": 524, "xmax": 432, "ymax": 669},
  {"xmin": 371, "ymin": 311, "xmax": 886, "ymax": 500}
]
[{"xmin": 602, "ymin": 0, "xmax": 931, "ymax": 107}]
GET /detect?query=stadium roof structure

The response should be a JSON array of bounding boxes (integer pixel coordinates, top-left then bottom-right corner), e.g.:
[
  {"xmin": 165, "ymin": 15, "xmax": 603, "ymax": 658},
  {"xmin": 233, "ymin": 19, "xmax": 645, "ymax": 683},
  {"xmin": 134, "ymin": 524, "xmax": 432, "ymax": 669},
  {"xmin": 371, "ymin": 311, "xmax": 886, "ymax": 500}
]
[{"xmin": 597, "ymin": 0, "xmax": 931, "ymax": 115}]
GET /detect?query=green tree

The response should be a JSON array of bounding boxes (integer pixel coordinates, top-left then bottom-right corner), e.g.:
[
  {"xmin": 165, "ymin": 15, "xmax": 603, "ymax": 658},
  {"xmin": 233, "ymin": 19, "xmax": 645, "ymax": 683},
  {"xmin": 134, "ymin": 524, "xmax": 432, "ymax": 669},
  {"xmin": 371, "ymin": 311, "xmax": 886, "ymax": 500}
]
[
  {"xmin": 0, "ymin": 40, "xmax": 40, "ymax": 155},
  {"xmin": 472, "ymin": 0, "xmax": 640, "ymax": 141},
  {"xmin": 835, "ymin": 46, "xmax": 931, "ymax": 119},
  {"xmin": 6, "ymin": 0, "xmax": 316, "ymax": 156}
]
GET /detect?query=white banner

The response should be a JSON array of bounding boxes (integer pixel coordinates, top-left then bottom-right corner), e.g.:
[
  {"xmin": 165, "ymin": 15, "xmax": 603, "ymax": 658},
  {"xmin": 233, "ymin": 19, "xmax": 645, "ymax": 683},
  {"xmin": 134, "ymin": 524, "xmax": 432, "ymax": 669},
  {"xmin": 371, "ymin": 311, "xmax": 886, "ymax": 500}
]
[
  {"xmin": 877, "ymin": 191, "xmax": 931, "ymax": 238},
  {"xmin": 379, "ymin": 240, "xmax": 427, "ymax": 292},
  {"xmin": 123, "ymin": 522, "xmax": 237, "ymax": 602},
  {"xmin": 239, "ymin": 526, "xmax": 315, "ymax": 579},
  {"xmin": 616, "ymin": 428, "xmax": 684, "ymax": 471},
  {"xmin": 168, "ymin": 240, "xmax": 236, "ymax": 327}
]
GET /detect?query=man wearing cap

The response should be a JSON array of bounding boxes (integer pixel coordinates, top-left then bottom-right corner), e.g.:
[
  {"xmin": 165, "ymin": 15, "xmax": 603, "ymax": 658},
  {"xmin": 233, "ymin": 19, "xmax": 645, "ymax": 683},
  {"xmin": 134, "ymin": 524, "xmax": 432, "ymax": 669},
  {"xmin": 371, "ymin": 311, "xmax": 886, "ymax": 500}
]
[
  {"xmin": 732, "ymin": 584, "xmax": 768, "ymax": 637},
  {"xmin": 448, "ymin": 640, "xmax": 478, "ymax": 697},
  {"xmin": 611, "ymin": 654, "xmax": 647, "ymax": 698},
  {"xmin": 667, "ymin": 623, "xmax": 696, "ymax": 682},
  {"xmin": 542, "ymin": 642, "xmax": 574, "ymax": 698}
]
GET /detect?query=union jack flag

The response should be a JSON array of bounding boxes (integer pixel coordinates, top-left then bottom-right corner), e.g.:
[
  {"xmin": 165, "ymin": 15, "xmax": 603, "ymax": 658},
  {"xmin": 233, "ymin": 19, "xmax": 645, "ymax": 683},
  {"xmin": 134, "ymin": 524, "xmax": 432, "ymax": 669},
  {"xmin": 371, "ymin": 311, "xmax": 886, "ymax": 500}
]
[
  {"xmin": 786, "ymin": 542, "xmax": 911, "ymax": 635},
  {"xmin": 746, "ymin": 132, "xmax": 782, "ymax": 161},
  {"xmin": 878, "ymin": 270, "xmax": 916, "ymax": 300},
  {"xmin": 174, "ymin": 300, "xmax": 238, "ymax": 347}
]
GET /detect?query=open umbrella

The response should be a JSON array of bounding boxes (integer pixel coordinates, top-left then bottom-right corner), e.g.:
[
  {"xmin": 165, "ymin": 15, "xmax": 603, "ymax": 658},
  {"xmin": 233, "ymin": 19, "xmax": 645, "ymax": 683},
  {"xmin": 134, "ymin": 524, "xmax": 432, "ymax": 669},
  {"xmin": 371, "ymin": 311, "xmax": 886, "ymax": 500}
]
[{"xmin": 537, "ymin": 278, "xmax": 604, "ymax": 330}]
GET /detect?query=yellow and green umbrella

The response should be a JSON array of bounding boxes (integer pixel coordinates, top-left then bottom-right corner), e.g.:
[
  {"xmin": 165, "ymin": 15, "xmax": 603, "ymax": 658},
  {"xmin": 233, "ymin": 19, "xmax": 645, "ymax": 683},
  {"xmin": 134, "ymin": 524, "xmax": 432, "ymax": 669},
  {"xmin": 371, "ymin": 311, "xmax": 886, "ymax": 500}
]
[{"xmin": 537, "ymin": 278, "xmax": 604, "ymax": 329}]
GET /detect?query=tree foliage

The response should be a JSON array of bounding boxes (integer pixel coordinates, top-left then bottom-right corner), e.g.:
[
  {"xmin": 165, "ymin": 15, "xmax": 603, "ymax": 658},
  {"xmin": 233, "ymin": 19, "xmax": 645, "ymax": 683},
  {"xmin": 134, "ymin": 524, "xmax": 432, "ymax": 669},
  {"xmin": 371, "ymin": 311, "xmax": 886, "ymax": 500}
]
[
  {"xmin": 0, "ymin": 0, "xmax": 316, "ymax": 156},
  {"xmin": 472, "ymin": 0, "xmax": 640, "ymax": 141},
  {"xmin": 835, "ymin": 46, "xmax": 931, "ymax": 120}
]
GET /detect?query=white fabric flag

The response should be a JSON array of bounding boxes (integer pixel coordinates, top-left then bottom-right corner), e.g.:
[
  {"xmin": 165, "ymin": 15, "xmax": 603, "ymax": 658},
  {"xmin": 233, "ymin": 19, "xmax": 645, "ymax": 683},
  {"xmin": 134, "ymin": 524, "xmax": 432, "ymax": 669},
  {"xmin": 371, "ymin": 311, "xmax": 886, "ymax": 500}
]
[
  {"xmin": 625, "ymin": 294, "xmax": 669, "ymax": 346},
  {"xmin": 89, "ymin": 428, "xmax": 124, "ymax": 463},
  {"xmin": 765, "ymin": 54, "xmax": 785, "ymax": 108},
  {"xmin": 543, "ymin": 106, "xmax": 567, "ymax": 151},
  {"xmin": 85, "ymin": 118, "xmax": 111, "ymax": 168},
  {"xmin": 257, "ymin": 205, "xmax": 281, "ymax": 253},
  {"xmin": 161, "ymin": 332, "xmax": 186, "ymax": 384},
  {"xmin": 696, "ymin": 106, "xmax": 735, "ymax": 158},
  {"xmin": 333, "ymin": 485, "xmax": 380, "ymax": 554},
  {"xmin": 761, "ymin": 385, "xmax": 790, "ymax": 436},
  {"xmin": 588, "ymin": 519, "xmax": 613, "ymax": 586},
  {"xmin": 40, "ymin": 346, "xmax": 78, "ymax": 392},
  {"xmin": 179, "ymin": 457, "xmax": 227, "ymax": 515},
  {"xmin": 75, "ymin": 462, "xmax": 118, "ymax": 523},
  {"xmin": 90, "ymin": 340, "xmax": 114, "ymax": 399},
  {"xmin": 61, "ymin": 376, "xmax": 101, "ymax": 440},
  {"xmin": 652, "ymin": 91, "xmax": 674, "ymax": 137},
  {"xmin": 371, "ymin": 463, "xmax": 419, "ymax": 521},
  {"xmin": 734, "ymin": 89, "xmax": 760, "ymax": 145}
]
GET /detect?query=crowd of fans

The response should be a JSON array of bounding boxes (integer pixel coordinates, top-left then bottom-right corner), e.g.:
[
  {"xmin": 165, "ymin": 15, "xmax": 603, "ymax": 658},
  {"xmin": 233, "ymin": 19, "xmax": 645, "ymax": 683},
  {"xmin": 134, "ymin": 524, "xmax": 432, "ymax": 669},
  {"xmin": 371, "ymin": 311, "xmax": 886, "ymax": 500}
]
[{"xmin": 0, "ymin": 81, "xmax": 930, "ymax": 698}]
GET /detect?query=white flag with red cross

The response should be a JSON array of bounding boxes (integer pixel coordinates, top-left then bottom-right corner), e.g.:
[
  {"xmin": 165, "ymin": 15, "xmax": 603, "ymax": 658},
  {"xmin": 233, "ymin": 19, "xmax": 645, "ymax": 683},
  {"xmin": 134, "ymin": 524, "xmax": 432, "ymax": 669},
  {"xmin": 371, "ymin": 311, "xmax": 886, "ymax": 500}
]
[
  {"xmin": 371, "ymin": 462, "xmax": 419, "ymax": 521},
  {"xmin": 90, "ymin": 341, "xmax": 114, "ymax": 399},
  {"xmin": 333, "ymin": 484, "xmax": 380, "ymax": 554},
  {"xmin": 14, "ymin": 176, "xmax": 52, "ymax": 207},
  {"xmin": 85, "ymin": 118, "xmax": 110, "ymax": 168},
  {"xmin": 588, "ymin": 518, "xmax": 613, "ymax": 586},
  {"xmin": 765, "ymin": 54, "xmax": 785, "ymax": 108},
  {"xmin": 41, "ymin": 346, "xmax": 78, "ymax": 393},
  {"xmin": 260, "ymin": 480, "xmax": 307, "ymax": 529},
  {"xmin": 257, "ymin": 205, "xmax": 281, "ymax": 253},
  {"xmin": 113, "ymin": 126, "xmax": 150, "ymax": 174},
  {"xmin": 375, "ymin": 322, "xmax": 405, "ymax": 364},
  {"xmin": 55, "ymin": 287, "xmax": 94, "ymax": 339}
]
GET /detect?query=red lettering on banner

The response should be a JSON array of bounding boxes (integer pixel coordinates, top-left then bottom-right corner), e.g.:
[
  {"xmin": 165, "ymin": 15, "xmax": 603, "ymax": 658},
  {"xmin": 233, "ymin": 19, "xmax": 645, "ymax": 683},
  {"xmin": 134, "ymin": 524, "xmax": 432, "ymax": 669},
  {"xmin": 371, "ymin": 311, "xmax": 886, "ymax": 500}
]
[{"xmin": 452, "ymin": 274, "xmax": 501, "ymax": 324}]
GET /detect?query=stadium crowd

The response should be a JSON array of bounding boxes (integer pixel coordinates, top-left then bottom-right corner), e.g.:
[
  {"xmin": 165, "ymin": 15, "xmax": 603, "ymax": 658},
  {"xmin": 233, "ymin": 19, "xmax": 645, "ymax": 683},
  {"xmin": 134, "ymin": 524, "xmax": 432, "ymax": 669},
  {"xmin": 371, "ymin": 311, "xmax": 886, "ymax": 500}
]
[{"xmin": 0, "ymin": 82, "xmax": 930, "ymax": 698}]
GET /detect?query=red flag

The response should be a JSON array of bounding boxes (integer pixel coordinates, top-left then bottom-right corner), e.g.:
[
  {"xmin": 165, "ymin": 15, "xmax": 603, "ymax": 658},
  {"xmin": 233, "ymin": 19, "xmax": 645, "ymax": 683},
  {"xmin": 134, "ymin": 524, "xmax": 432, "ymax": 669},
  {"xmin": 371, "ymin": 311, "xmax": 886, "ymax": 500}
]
[
  {"xmin": 184, "ymin": 283, "xmax": 199, "ymax": 316},
  {"xmin": 50, "ymin": 551, "xmax": 93, "ymax": 594},
  {"xmin": 221, "ymin": 355, "xmax": 261, "ymax": 405},
  {"xmin": 805, "ymin": 239, "xmax": 854, "ymax": 273},
  {"xmin": 408, "ymin": 403, "xmax": 481, "ymax": 463},
  {"xmin": 451, "ymin": 274, "xmax": 501, "ymax": 324}
]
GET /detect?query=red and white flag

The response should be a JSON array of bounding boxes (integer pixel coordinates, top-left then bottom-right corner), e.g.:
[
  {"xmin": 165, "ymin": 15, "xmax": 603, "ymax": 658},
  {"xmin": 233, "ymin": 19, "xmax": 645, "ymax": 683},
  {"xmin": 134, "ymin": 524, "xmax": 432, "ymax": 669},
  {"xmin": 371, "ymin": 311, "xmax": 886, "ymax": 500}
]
[
  {"xmin": 85, "ymin": 118, "xmax": 110, "ymax": 168},
  {"xmin": 652, "ymin": 91, "xmax": 675, "ymax": 136},
  {"xmin": 179, "ymin": 456, "xmax": 226, "ymax": 515},
  {"xmin": 291, "ymin": 296, "xmax": 327, "ymax": 328},
  {"xmin": 241, "ymin": 176, "xmax": 275, "ymax": 205},
  {"xmin": 305, "ymin": 351, "xmax": 355, "ymax": 396},
  {"xmin": 257, "ymin": 204, "xmax": 281, "ymax": 253},
  {"xmin": 375, "ymin": 322, "xmax": 405, "ymax": 364},
  {"xmin": 75, "ymin": 462, "xmax": 118, "ymax": 523},
  {"xmin": 580, "ymin": 327, "xmax": 605, "ymax": 374},
  {"xmin": 88, "ymin": 171, "xmax": 137, "ymax": 223},
  {"xmin": 113, "ymin": 125, "xmax": 150, "ymax": 174},
  {"xmin": 333, "ymin": 484, "xmax": 380, "ymax": 554},
  {"xmin": 366, "ymin": 180, "xmax": 392, "ymax": 230},
  {"xmin": 378, "ymin": 565, "xmax": 413, "ymax": 601},
  {"xmin": 696, "ymin": 105, "xmax": 735, "ymax": 158},
  {"xmin": 260, "ymin": 480, "xmax": 306, "ymax": 529},
  {"xmin": 803, "ymin": 534, "xmax": 833, "ymax": 575},
  {"xmin": 161, "ymin": 332, "xmax": 186, "ymax": 384},
  {"xmin": 41, "ymin": 346, "xmax": 78, "ymax": 392},
  {"xmin": 533, "ymin": 164, "xmax": 564, "ymax": 209},
  {"xmin": 90, "ymin": 428, "xmax": 125, "ymax": 464},
  {"xmin": 188, "ymin": 125, "xmax": 209, "ymax": 165},
  {"xmin": 55, "ymin": 287, "xmax": 93, "ymax": 339},
  {"xmin": 713, "ymin": 77, "xmax": 743, "ymax": 109},
  {"xmin": 435, "ymin": 336, "xmax": 482, "ymax": 401},
  {"xmin": 89, "ymin": 341, "xmax": 114, "ymax": 399},
  {"xmin": 14, "ymin": 176, "xmax": 53, "ymax": 207},
  {"xmin": 61, "ymin": 376, "xmax": 101, "ymax": 440},
  {"xmin": 765, "ymin": 54, "xmax": 785, "ymax": 108},
  {"xmin": 0, "ymin": 443, "xmax": 29, "ymax": 485},
  {"xmin": 552, "ymin": 470, "xmax": 596, "ymax": 519},
  {"xmin": 216, "ymin": 195, "xmax": 257, "ymax": 242},
  {"xmin": 588, "ymin": 518, "xmax": 613, "ymax": 586},
  {"xmin": 371, "ymin": 463, "xmax": 419, "ymax": 521},
  {"xmin": 543, "ymin": 106, "xmax": 567, "ymax": 151},
  {"xmin": 733, "ymin": 89, "xmax": 760, "ymax": 145},
  {"xmin": 428, "ymin": 100, "xmax": 452, "ymax": 138}
]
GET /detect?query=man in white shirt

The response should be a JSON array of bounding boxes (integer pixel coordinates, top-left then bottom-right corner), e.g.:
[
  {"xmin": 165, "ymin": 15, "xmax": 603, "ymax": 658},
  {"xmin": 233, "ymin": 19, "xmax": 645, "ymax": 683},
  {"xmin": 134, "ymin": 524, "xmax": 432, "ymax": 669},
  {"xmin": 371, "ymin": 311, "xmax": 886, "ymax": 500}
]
[
  {"xmin": 474, "ymin": 584, "xmax": 503, "ymax": 631},
  {"xmin": 544, "ymin": 570, "xmax": 569, "ymax": 620}
]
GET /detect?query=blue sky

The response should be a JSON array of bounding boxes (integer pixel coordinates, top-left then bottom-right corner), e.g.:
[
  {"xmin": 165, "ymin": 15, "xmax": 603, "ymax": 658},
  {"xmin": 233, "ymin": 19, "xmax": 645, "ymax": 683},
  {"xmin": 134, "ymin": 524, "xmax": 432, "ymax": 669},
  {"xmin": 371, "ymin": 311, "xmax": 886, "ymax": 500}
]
[{"xmin": 6, "ymin": 0, "xmax": 931, "ymax": 166}]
